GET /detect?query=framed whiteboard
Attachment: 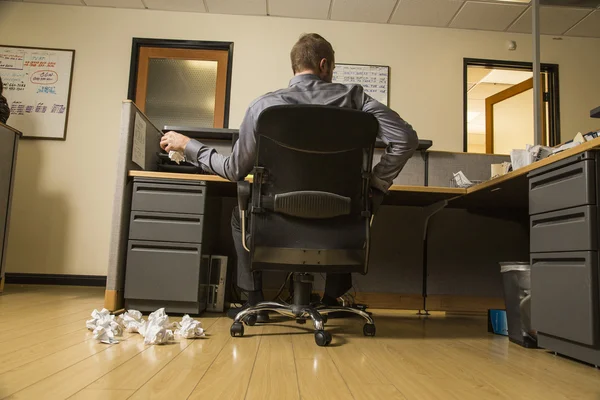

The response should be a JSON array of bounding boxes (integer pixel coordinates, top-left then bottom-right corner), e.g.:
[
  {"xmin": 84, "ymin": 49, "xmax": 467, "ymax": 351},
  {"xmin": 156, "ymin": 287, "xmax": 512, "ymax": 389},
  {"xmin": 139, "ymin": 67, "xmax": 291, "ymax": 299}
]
[
  {"xmin": 332, "ymin": 63, "xmax": 389, "ymax": 106},
  {"xmin": 0, "ymin": 45, "xmax": 75, "ymax": 140}
]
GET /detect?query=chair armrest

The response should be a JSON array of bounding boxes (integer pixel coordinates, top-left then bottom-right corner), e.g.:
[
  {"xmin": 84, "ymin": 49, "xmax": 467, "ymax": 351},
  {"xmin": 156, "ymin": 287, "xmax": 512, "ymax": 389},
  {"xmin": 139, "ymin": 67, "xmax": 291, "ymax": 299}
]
[{"xmin": 237, "ymin": 181, "xmax": 251, "ymax": 212}]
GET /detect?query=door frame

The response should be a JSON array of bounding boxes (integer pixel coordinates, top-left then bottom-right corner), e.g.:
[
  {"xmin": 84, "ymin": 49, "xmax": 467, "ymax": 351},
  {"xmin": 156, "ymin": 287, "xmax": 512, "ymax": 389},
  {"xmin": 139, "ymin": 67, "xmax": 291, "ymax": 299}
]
[
  {"xmin": 463, "ymin": 58, "xmax": 560, "ymax": 153},
  {"xmin": 128, "ymin": 38, "xmax": 234, "ymax": 128}
]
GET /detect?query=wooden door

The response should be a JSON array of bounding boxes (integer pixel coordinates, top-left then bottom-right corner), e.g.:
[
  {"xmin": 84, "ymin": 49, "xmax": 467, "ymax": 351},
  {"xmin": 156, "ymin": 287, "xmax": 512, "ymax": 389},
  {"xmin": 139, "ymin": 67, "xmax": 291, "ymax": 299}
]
[{"xmin": 485, "ymin": 75, "xmax": 548, "ymax": 154}]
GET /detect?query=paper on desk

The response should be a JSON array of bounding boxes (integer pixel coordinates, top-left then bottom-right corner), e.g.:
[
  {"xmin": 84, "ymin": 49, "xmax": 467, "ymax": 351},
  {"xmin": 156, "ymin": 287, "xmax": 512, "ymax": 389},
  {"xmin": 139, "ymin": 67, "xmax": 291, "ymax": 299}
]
[
  {"xmin": 175, "ymin": 315, "xmax": 205, "ymax": 339},
  {"xmin": 132, "ymin": 112, "xmax": 147, "ymax": 169},
  {"xmin": 453, "ymin": 171, "xmax": 473, "ymax": 188},
  {"xmin": 510, "ymin": 149, "xmax": 535, "ymax": 170}
]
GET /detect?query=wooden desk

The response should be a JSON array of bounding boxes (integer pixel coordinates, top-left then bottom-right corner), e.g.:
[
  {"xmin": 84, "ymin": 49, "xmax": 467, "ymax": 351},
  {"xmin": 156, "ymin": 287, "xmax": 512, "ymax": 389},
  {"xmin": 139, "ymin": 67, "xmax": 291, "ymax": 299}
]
[{"xmin": 128, "ymin": 170, "xmax": 466, "ymax": 207}]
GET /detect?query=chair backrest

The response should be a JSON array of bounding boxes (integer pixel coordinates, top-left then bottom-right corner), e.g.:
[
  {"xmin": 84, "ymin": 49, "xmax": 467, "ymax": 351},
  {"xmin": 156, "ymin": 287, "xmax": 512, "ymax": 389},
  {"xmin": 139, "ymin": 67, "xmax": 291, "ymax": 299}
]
[{"xmin": 248, "ymin": 105, "xmax": 379, "ymax": 275}]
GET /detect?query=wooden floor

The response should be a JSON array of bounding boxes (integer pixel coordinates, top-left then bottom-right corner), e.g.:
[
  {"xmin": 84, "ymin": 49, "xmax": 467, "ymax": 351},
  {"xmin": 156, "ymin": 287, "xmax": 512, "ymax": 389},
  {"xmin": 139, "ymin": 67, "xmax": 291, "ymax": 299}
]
[{"xmin": 1, "ymin": 285, "xmax": 599, "ymax": 400}]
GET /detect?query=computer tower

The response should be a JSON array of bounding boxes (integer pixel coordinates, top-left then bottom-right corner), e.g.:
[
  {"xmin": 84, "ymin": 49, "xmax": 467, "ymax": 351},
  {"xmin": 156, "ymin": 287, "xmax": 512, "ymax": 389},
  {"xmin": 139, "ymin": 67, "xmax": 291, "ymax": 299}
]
[{"xmin": 206, "ymin": 255, "xmax": 228, "ymax": 312}]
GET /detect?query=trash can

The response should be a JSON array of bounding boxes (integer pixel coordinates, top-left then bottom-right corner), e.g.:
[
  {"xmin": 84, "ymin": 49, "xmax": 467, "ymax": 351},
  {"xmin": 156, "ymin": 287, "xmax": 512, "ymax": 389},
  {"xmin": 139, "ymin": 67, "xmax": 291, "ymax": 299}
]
[{"xmin": 500, "ymin": 262, "xmax": 537, "ymax": 348}]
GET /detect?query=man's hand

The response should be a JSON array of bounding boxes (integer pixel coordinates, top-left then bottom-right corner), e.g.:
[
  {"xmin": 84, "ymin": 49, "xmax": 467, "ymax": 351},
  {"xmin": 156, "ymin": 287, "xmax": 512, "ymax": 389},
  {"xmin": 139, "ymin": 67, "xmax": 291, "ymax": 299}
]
[{"xmin": 160, "ymin": 131, "xmax": 191, "ymax": 153}]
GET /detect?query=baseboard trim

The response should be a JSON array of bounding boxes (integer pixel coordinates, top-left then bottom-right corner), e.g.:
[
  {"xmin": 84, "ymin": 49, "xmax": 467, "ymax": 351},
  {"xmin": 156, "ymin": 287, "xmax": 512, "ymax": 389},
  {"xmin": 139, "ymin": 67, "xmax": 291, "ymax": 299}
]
[{"xmin": 4, "ymin": 273, "xmax": 107, "ymax": 287}]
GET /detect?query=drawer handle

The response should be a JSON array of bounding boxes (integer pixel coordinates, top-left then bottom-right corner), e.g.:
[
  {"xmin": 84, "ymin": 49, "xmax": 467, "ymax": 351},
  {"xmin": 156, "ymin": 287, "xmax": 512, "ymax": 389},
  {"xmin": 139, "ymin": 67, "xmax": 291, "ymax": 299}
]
[
  {"xmin": 532, "ymin": 258, "xmax": 586, "ymax": 266},
  {"xmin": 531, "ymin": 212, "xmax": 585, "ymax": 227},
  {"xmin": 136, "ymin": 186, "xmax": 204, "ymax": 196},
  {"xmin": 131, "ymin": 244, "xmax": 199, "ymax": 254},
  {"xmin": 530, "ymin": 167, "xmax": 583, "ymax": 190},
  {"xmin": 133, "ymin": 215, "xmax": 201, "ymax": 224}
]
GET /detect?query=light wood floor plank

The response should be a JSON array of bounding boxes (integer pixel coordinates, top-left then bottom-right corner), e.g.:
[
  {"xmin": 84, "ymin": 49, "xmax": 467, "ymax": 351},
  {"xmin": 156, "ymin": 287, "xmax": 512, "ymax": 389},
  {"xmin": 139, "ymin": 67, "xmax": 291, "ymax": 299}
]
[
  {"xmin": 295, "ymin": 358, "xmax": 354, "ymax": 400},
  {"xmin": 0, "ymin": 335, "xmax": 120, "ymax": 397},
  {"xmin": 5, "ymin": 333, "xmax": 145, "ymax": 399},
  {"xmin": 128, "ymin": 317, "xmax": 232, "ymax": 400},
  {"xmin": 68, "ymin": 389, "xmax": 135, "ymax": 400},
  {"xmin": 245, "ymin": 322, "xmax": 300, "ymax": 400},
  {"xmin": 186, "ymin": 324, "xmax": 264, "ymax": 400},
  {"xmin": 0, "ymin": 287, "xmax": 599, "ymax": 400},
  {"xmin": 0, "ymin": 328, "xmax": 93, "ymax": 375}
]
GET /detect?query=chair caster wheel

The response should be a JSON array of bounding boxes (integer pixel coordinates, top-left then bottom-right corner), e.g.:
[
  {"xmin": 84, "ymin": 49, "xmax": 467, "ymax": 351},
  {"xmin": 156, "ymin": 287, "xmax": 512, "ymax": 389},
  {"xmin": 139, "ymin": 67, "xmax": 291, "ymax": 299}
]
[
  {"xmin": 244, "ymin": 314, "xmax": 257, "ymax": 326},
  {"xmin": 315, "ymin": 330, "xmax": 332, "ymax": 346},
  {"xmin": 230, "ymin": 322, "xmax": 244, "ymax": 337},
  {"xmin": 296, "ymin": 318, "xmax": 306, "ymax": 324},
  {"xmin": 363, "ymin": 323, "xmax": 376, "ymax": 337}
]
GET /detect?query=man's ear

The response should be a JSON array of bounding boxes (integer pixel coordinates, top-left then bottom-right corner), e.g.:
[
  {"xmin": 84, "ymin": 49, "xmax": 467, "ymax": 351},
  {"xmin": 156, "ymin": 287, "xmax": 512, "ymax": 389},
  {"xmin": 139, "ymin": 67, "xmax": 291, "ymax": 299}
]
[{"xmin": 319, "ymin": 58, "xmax": 329, "ymax": 72}]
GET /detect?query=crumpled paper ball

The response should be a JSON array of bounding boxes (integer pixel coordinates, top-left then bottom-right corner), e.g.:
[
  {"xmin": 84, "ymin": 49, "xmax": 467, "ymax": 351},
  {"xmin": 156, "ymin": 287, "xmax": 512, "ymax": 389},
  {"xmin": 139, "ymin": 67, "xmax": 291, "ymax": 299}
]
[
  {"xmin": 86, "ymin": 308, "xmax": 122, "ymax": 339},
  {"xmin": 140, "ymin": 308, "xmax": 173, "ymax": 345},
  {"xmin": 169, "ymin": 150, "xmax": 185, "ymax": 164},
  {"xmin": 175, "ymin": 315, "xmax": 205, "ymax": 339},
  {"xmin": 93, "ymin": 325, "xmax": 119, "ymax": 344},
  {"xmin": 118, "ymin": 309, "xmax": 145, "ymax": 333}
]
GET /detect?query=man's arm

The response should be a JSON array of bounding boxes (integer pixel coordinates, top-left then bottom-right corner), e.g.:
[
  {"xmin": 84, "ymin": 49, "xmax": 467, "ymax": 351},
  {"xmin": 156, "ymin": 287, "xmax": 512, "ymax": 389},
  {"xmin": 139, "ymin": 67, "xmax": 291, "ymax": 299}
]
[
  {"xmin": 361, "ymin": 94, "xmax": 418, "ymax": 193},
  {"xmin": 180, "ymin": 107, "xmax": 257, "ymax": 182}
]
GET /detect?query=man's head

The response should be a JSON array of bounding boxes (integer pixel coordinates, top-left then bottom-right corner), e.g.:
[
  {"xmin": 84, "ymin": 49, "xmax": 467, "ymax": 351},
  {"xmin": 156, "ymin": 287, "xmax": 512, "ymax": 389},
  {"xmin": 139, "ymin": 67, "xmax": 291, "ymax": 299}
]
[{"xmin": 290, "ymin": 33, "xmax": 335, "ymax": 83}]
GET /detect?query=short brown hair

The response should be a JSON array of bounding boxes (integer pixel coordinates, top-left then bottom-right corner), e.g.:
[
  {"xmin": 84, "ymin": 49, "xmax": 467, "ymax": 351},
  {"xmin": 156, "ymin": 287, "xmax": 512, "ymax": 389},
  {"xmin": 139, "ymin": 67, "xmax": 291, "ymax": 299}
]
[{"xmin": 290, "ymin": 33, "xmax": 334, "ymax": 74}]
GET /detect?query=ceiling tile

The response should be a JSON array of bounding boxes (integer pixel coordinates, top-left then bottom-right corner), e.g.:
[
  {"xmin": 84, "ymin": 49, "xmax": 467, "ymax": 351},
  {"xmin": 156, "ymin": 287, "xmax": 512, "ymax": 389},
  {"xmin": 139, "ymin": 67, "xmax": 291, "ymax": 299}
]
[
  {"xmin": 22, "ymin": 0, "xmax": 83, "ymax": 5},
  {"xmin": 449, "ymin": 1, "xmax": 527, "ymax": 31},
  {"xmin": 205, "ymin": 0, "xmax": 266, "ymax": 15},
  {"xmin": 144, "ymin": 0, "xmax": 206, "ymax": 12},
  {"xmin": 508, "ymin": 6, "xmax": 591, "ymax": 34},
  {"xmin": 330, "ymin": 0, "xmax": 398, "ymax": 23},
  {"xmin": 564, "ymin": 9, "xmax": 600, "ymax": 36},
  {"xmin": 390, "ymin": 0, "xmax": 464, "ymax": 27},
  {"xmin": 268, "ymin": 0, "xmax": 331, "ymax": 19},
  {"xmin": 84, "ymin": 0, "xmax": 144, "ymax": 8}
]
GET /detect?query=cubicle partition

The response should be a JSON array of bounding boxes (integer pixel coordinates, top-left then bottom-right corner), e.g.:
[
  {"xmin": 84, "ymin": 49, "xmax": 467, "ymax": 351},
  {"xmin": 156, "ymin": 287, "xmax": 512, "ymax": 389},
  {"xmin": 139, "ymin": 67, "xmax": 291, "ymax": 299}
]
[
  {"xmin": 106, "ymin": 101, "xmax": 162, "ymax": 309},
  {"xmin": 0, "ymin": 123, "xmax": 21, "ymax": 293}
]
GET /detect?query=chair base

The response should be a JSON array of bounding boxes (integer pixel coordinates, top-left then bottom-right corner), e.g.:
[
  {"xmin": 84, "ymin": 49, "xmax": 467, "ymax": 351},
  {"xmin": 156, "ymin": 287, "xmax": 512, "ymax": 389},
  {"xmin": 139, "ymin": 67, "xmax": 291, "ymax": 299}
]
[{"xmin": 229, "ymin": 300, "xmax": 376, "ymax": 346}]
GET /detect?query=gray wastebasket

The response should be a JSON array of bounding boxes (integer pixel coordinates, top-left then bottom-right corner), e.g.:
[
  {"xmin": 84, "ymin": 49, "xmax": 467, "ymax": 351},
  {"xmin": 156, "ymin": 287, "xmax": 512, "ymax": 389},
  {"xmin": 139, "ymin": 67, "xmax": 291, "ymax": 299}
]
[{"xmin": 500, "ymin": 262, "xmax": 537, "ymax": 348}]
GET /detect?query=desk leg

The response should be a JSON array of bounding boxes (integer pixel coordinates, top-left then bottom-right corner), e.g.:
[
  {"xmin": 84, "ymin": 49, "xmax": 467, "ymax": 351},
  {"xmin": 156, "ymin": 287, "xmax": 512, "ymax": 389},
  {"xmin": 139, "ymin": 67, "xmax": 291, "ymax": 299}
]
[
  {"xmin": 0, "ymin": 276, "xmax": 4, "ymax": 294},
  {"xmin": 417, "ymin": 200, "xmax": 448, "ymax": 316}
]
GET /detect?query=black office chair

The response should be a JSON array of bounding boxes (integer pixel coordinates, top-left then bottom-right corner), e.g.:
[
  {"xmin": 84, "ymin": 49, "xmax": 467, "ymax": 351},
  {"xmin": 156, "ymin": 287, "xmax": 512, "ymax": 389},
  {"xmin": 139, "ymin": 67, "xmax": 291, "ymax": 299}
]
[{"xmin": 231, "ymin": 105, "xmax": 378, "ymax": 346}]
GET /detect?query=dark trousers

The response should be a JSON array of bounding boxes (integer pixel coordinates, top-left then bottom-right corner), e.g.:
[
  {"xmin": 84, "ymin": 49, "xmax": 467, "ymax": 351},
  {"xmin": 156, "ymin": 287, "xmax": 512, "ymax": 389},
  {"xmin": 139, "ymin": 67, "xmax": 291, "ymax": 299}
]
[{"xmin": 231, "ymin": 207, "xmax": 353, "ymax": 298}]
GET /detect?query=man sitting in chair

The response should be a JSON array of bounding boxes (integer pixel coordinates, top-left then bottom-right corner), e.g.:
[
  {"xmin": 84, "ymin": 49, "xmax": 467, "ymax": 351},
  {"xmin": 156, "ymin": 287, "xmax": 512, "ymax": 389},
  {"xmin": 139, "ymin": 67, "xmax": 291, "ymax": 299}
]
[{"xmin": 160, "ymin": 33, "xmax": 418, "ymax": 321}]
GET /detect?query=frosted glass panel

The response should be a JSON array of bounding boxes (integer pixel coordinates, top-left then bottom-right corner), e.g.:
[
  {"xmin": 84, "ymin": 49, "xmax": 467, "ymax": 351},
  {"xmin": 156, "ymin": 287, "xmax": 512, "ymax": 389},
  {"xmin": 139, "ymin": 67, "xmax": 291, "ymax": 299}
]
[
  {"xmin": 493, "ymin": 89, "xmax": 534, "ymax": 155},
  {"xmin": 145, "ymin": 58, "xmax": 218, "ymax": 129}
]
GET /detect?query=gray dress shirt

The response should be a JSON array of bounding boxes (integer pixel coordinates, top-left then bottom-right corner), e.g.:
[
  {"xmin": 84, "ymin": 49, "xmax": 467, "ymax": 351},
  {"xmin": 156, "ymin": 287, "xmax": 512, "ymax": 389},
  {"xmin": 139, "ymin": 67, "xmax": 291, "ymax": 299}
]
[{"xmin": 184, "ymin": 74, "xmax": 418, "ymax": 193}]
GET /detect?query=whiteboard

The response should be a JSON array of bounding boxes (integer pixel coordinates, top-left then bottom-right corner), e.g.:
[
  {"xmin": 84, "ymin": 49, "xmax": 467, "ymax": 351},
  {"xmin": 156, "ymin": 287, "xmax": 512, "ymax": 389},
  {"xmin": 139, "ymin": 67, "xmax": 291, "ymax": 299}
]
[
  {"xmin": 0, "ymin": 45, "xmax": 74, "ymax": 139},
  {"xmin": 332, "ymin": 63, "xmax": 389, "ymax": 106}
]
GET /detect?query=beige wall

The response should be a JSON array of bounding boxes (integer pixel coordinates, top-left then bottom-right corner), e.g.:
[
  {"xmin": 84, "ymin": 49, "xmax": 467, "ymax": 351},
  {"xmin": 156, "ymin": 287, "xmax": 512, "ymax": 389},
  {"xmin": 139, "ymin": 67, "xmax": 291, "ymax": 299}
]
[{"xmin": 1, "ymin": 2, "xmax": 599, "ymax": 276}]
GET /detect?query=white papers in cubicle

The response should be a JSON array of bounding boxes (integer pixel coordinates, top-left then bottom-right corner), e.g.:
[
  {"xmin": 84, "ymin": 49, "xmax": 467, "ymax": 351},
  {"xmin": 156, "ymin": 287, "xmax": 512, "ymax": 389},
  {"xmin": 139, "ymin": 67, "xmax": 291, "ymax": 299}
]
[{"xmin": 132, "ymin": 112, "xmax": 147, "ymax": 169}]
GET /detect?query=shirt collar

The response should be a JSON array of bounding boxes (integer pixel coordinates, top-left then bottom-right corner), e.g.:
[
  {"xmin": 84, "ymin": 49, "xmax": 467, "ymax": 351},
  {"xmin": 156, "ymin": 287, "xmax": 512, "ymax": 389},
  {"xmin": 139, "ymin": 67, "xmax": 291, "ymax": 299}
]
[{"xmin": 289, "ymin": 74, "xmax": 322, "ymax": 87}]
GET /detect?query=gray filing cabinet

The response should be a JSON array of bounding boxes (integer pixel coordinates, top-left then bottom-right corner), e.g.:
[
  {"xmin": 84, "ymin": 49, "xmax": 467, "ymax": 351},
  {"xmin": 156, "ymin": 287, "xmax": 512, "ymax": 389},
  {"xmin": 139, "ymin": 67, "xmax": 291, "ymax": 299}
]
[
  {"xmin": 124, "ymin": 177, "xmax": 219, "ymax": 314},
  {"xmin": 528, "ymin": 151, "xmax": 600, "ymax": 365}
]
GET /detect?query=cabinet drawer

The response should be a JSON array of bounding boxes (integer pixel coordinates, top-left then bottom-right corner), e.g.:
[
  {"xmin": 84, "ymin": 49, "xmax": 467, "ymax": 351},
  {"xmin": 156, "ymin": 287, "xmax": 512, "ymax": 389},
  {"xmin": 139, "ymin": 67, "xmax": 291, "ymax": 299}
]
[
  {"xmin": 129, "ymin": 211, "xmax": 204, "ymax": 243},
  {"xmin": 124, "ymin": 240, "xmax": 203, "ymax": 302},
  {"xmin": 529, "ymin": 159, "xmax": 596, "ymax": 215},
  {"xmin": 132, "ymin": 180, "xmax": 206, "ymax": 214},
  {"xmin": 530, "ymin": 206, "xmax": 597, "ymax": 252},
  {"xmin": 531, "ymin": 252, "xmax": 599, "ymax": 346}
]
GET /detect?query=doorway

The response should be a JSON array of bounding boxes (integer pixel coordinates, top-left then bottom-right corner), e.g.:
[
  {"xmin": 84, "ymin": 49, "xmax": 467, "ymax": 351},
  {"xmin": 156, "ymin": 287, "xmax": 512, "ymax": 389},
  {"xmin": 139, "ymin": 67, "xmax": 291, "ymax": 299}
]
[
  {"xmin": 128, "ymin": 38, "xmax": 234, "ymax": 129},
  {"xmin": 464, "ymin": 59, "xmax": 560, "ymax": 154}
]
